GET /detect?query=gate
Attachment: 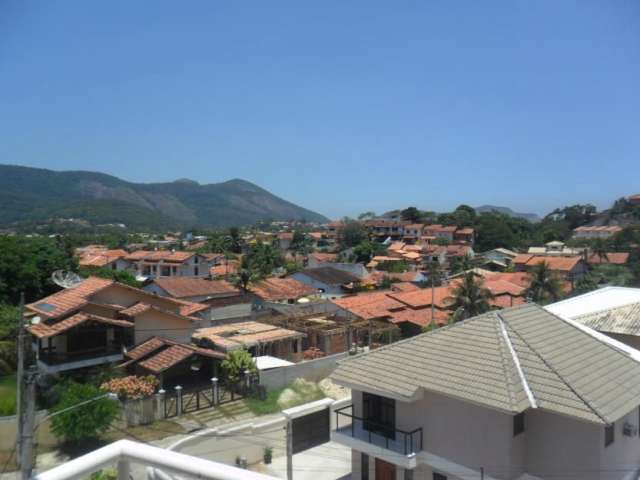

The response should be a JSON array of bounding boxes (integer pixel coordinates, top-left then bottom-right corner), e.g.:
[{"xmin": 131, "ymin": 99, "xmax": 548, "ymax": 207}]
[
  {"xmin": 164, "ymin": 393, "xmax": 178, "ymax": 418},
  {"xmin": 291, "ymin": 408, "xmax": 330, "ymax": 454},
  {"xmin": 182, "ymin": 387, "xmax": 215, "ymax": 414}
]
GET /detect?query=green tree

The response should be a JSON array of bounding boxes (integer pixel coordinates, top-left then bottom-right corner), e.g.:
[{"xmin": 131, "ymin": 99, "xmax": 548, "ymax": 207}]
[
  {"xmin": 221, "ymin": 349, "xmax": 257, "ymax": 382},
  {"xmin": 357, "ymin": 212, "xmax": 376, "ymax": 220},
  {"xmin": 243, "ymin": 243, "xmax": 284, "ymax": 276},
  {"xmin": 0, "ymin": 304, "xmax": 20, "ymax": 374},
  {"xmin": 290, "ymin": 230, "xmax": 313, "ymax": 257},
  {"xmin": 0, "ymin": 236, "xmax": 78, "ymax": 304},
  {"xmin": 591, "ymin": 238, "xmax": 609, "ymax": 263},
  {"xmin": 232, "ymin": 268, "xmax": 260, "ymax": 293},
  {"xmin": 451, "ymin": 255, "xmax": 473, "ymax": 274},
  {"xmin": 573, "ymin": 274, "xmax": 598, "ymax": 295},
  {"xmin": 378, "ymin": 260, "xmax": 409, "ymax": 273},
  {"xmin": 400, "ymin": 207, "xmax": 422, "ymax": 223},
  {"xmin": 78, "ymin": 267, "xmax": 141, "ymax": 288},
  {"xmin": 50, "ymin": 382, "xmax": 119, "ymax": 444},
  {"xmin": 353, "ymin": 241, "xmax": 387, "ymax": 263},
  {"xmin": 452, "ymin": 205, "xmax": 476, "ymax": 227},
  {"xmin": 445, "ymin": 272, "xmax": 494, "ymax": 321},
  {"xmin": 338, "ymin": 218, "xmax": 368, "ymax": 249},
  {"xmin": 525, "ymin": 262, "xmax": 563, "ymax": 304}
]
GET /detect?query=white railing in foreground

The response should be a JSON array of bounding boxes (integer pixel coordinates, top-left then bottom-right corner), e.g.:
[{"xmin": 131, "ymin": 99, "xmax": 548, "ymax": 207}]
[{"xmin": 32, "ymin": 439, "xmax": 280, "ymax": 480}]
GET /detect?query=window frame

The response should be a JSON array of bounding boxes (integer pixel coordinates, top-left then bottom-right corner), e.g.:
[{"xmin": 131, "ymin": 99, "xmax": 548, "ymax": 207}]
[
  {"xmin": 605, "ymin": 423, "xmax": 615, "ymax": 447},
  {"xmin": 513, "ymin": 412, "xmax": 525, "ymax": 437}
]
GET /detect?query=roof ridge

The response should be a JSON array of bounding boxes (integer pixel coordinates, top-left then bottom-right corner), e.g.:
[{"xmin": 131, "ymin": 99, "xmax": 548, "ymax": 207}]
[
  {"xmin": 495, "ymin": 313, "xmax": 537, "ymax": 410},
  {"xmin": 499, "ymin": 309, "xmax": 608, "ymax": 424}
]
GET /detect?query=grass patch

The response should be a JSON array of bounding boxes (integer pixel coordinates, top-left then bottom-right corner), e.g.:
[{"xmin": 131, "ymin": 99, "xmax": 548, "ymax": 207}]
[
  {"xmin": 103, "ymin": 419, "xmax": 186, "ymax": 443},
  {"xmin": 243, "ymin": 379, "xmax": 325, "ymax": 416},
  {"xmin": 0, "ymin": 375, "xmax": 17, "ymax": 416}
]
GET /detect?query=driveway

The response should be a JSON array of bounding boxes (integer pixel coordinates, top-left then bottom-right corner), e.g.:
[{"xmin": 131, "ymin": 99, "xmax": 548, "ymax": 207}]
[{"xmin": 260, "ymin": 442, "xmax": 351, "ymax": 480}]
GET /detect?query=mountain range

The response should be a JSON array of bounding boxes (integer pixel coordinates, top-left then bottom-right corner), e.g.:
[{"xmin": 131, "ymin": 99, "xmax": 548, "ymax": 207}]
[
  {"xmin": 474, "ymin": 205, "xmax": 541, "ymax": 222},
  {"xmin": 0, "ymin": 165, "xmax": 329, "ymax": 230}
]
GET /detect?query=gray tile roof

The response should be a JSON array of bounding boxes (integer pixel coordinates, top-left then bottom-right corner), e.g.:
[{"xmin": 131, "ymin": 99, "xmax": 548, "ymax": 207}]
[
  {"xmin": 331, "ymin": 303, "xmax": 640, "ymax": 424},
  {"xmin": 572, "ymin": 302, "xmax": 640, "ymax": 336}
]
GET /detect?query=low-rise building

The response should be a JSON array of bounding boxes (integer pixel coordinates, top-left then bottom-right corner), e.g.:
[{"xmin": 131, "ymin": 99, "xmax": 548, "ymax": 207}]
[
  {"xmin": 192, "ymin": 321, "xmax": 305, "ymax": 362},
  {"xmin": 125, "ymin": 250, "xmax": 215, "ymax": 279},
  {"xmin": 290, "ymin": 267, "xmax": 361, "ymax": 298},
  {"xmin": 514, "ymin": 254, "xmax": 587, "ymax": 283},
  {"xmin": 331, "ymin": 303, "xmax": 640, "ymax": 480},
  {"xmin": 573, "ymin": 225, "xmax": 624, "ymax": 240}
]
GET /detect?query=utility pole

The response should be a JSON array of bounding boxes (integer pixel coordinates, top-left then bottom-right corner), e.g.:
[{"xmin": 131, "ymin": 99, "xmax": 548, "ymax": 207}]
[
  {"xmin": 285, "ymin": 419, "xmax": 293, "ymax": 480},
  {"xmin": 20, "ymin": 366, "xmax": 37, "ymax": 480},
  {"xmin": 15, "ymin": 293, "xmax": 26, "ymax": 465}
]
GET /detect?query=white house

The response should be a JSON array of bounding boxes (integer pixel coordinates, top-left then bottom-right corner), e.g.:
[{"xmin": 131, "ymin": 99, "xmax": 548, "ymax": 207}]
[{"xmin": 331, "ymin": 303, "xmax": 640, "ymax": 480}]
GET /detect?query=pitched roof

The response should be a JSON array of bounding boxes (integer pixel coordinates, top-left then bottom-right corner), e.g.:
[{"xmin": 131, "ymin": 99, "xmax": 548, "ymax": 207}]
[
  {"xmin": 193, "ymin": 321, "xmax": 304, "ymax": 351},
  {"xmin": 124, "ymin": 250, "xmax": 196, "ymax": 263},
  {"xmin": 389, "ymin": 287, "xmax": 452, "ymax": 309},
  {"xmin": 572, "ymin": 302, "xmax": 640, "ymax": 337},
  {"xmin": 27, "ymin": 277, "xmax": 114, "ymax": 319},
  {"xmin": 309, "ymin": 252, "xmax": 338, "ymax": 262},
  {"xmin": 546, "ymin": 287, "xmax": 640, "ymax": 320},
  {"xmin": 250, "ymin": 277, "xmax": 316, "ymax": 301},
  {"xmin": 152, "ymin": 278, "xmax": 239, "ymax": 298},
  {"xmin": 390, "ymin": 282, "xmax": 421, "ymax": 293},
  {"xmin": 332, "ymin": 303, "xmax": 640, "ymax": 424},
  {"xmin": 78, "ymin": 249, "xmax": 128, "ymax": 267},
  {"xmin": 28, "ymin": 312, "xmax": 133, "ymax": 338},
  {"xmin": 127, "ymin": 337, "xmax": 225, "ymax": 373},
  {"xmin": 332, "ymin": 291, "xmax": 407, "ymax": 320},
  {"xmin": 297, "ymin": 267, "xmax": 360, "ymax": 286}
]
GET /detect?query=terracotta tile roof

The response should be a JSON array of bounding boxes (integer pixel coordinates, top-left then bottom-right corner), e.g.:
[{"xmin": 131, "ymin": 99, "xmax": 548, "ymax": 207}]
[
  {"xmin": 210, "ymin": 260, "xmax": 240, "ymax": 277},
  {"xmin": 124, "ymin": 250, "xmax": 196, "ymax": 263},
  {"xmin": 524, "ymin": 255, "xmax": 582, "ymax": 272},
  {"xmin": 28, "ymin": 312, "xmax": 133, "ymax": 339},
  {"xmin": 388, "ymin": 308, "xmax": 449, "ymax": 328},
  {"xmin": 138, "ymin": 344, "xmax": 195, "ymax": 374},
  {"xmin": 178, "ymin": 302, "xmax": 210, "ymax": 317},
  {"xmin": 456, "ymin": 228, "xmax": 474, "ymax": 235},
  {"xmin": 308, "ymin": 232, "xmax": 324, "ymax": 240},
  {"xmin": 389, "ymin": 287, "xmax": 452, "ymax": 309},
  {"xmin": 404, "ymin": 224, "xmax": 424, "ymax": 231},
  {"xmin": 79, "ymin": 249, "xmax": 128, "ymax": 267},
  {"xmin": 193, "ymin": 321, "xmax": 304, "ymax": 351},
  {"xmin": 388, "ymin": 242, "xmax": 406, "ymax": 252},
  {"xmin": 277, "ymin": 232, "xmax": 294, "ymax": 240},
  {"xmin": 309, "ymin": 252, "xmax": 338, "ymax": 262},
  {"xmin": 332, "ymin": 291, "xmax": 406, "ymax": 320},
  {"xmin": 250, "ymin": 277, "xmax": 316, "ymax": 302},
  {"xmin": 129, "ymin": 337, "xmax": 225, "ymax": 373},
  {"xmin": 587, "ymin": 252, "xmax": 630, "ymax": 265},
  {"xmin": 152, "ymin": 278, "xmax": 239, "ymax": 299},
  {"xmin": 120, "ymin": 302, "xmax": 152, "ymax": 317},
  {"xmin": 27, "ymin": 277, "xmax": 114, "ymax": 319},
  {"xmin": 483, "ymin": 279, "xmax": 525, "ymax": 296},
  {"xmin": 125, "ymin": 337, "xmax": 167, "ymax": 360},
  {"xmin": 490, "ymin": 295, "xmax": 527, "ymax": 309},
  {"xmin": 390, "ymin": 282, "xmax": 421, "ymax": 293},
  {"xmin": 574, "ymin": 226, "xmax": 623, "ymax": 233}
]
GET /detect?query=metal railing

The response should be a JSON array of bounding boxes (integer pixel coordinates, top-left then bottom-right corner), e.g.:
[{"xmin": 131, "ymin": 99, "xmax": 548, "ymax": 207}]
[
  {"xmin": 38, "ymin": 345, "xmax": 122, "ymax": 365},
  {"xmin": 334, "ymin": 405, "xmax": 422, "ymax": 456}
]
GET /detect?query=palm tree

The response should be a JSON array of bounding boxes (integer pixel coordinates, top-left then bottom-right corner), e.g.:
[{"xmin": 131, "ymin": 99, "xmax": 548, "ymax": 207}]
[
  {"xmin": 445, "ymin": 272, "xmax": 494, "ymax": 321},
  {"xmin": 591, "ymin": 238, "xmax": 609, "ymax": 263},
  {"xmin": 232, "ymin": 268, "xmax": 259, "ymax": 293},
  {"xmin": 525, "ymin": 261, "xmax": 563, "ymax": 304},
  {"xmin": 451, "ymin": 254, "xmax": 473, "ymax": 274}
]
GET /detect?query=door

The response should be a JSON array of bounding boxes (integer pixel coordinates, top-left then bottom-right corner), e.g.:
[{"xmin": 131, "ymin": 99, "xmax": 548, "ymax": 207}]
[
  {"xmin": 375, "ymin": 458, "xmax": 395, "ymax": 480},
  {"xmin": 363, "ymin": 392, "xmax": 396, "ymax": 439},
  {"xmin": 291, "ymin": 408, "xmax": 330, "ymax": 454}
]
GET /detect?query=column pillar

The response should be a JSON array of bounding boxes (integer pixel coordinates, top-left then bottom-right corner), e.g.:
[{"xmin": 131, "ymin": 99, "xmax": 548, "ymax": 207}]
[
  {"xmin": 211, "ymin": 377, "xmax": 219, "ymax": 406},
  {"xmin": 175, "ymin": 385, "xmax": 183, "ymax": 416}
]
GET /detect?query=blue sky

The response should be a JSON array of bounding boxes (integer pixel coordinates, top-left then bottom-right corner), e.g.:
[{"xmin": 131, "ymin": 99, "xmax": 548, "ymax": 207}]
[{"xmin": 1, "ymin": 1, "xmax": 639, "ymax": 219}]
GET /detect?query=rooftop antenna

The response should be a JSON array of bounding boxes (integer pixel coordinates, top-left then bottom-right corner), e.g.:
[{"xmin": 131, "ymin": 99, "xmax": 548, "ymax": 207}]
[{"xmin": 51, "ymin": 270, "xmax": 84, "ymax": 289}]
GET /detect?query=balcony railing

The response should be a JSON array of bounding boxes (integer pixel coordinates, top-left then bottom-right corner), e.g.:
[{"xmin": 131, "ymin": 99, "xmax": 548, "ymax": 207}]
[
  {"xmin": 334, "ymin": 405, "xmax": 422, "ymax": 456},
  {"xmin": 38, "ymin": 345, "xmax": 122, "ymax": 365}
]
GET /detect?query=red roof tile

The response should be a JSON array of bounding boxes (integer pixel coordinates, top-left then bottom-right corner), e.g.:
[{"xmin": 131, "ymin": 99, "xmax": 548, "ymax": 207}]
[
  {"xmin": 250, "ymin": 278, "xmax": 316, "ymax": 302},
  {"xmin": 152, "ymin": 278, "xmax": 239, "ymax": 298},
  {"xmin": 27, "ymin": 277, "xmax": 114, "ymax": 319}
]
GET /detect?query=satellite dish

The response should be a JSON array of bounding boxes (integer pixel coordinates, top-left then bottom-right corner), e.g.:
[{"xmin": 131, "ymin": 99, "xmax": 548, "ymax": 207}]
[{"xmin": 52, "ymin": 270, "xmax": 84, "ymax": 289}]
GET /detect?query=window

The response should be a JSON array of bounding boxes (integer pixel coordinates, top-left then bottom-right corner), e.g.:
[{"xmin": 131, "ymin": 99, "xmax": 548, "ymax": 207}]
[
  {"xmin": 433, "ymin": 473, "xmax": 447, "ymax": 480},
  {"xmin": 194, "ymin": 266, "xmax": 199, "ymax": 276},
  {"xmin": 194, "ymin": 256, "xmax": 199, "ymax": 264},
  {"xmin": 605, "ymin": 423, "xmax": 615, "ymax": 447},
  {"xmin": 361, "ymin": 454, "xmax": 369, "ymax": 480},
  {"xmin": 513, "ymin": 412, "xmax": 525, "ymax": 436},
  {"xmin": 363, "ymin": 392, "xmax": 396, "ymax": 439},
  {"xmin": 404, "ymin": 469, "xmax": 413, "ymax": 480}
]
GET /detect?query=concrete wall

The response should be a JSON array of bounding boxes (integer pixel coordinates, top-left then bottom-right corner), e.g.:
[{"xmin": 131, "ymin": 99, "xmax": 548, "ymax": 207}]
[
  {"xmin": 0, "ymin": 411, "xmax": 58, "ymax": 452},
  {"xmin": 134, "ymin": 309, "xmax": 193, "ymax": 344},
  {"xmin": 290, "ymin": 273, "xmax": 345, "ymax": 297},
  {"xmin": 259, "ymin": 352, "xmax": 349, "ymax": 390},
  {"xmin": 600, "ymin": 407, "xmax": 640, "ymax": 480}
]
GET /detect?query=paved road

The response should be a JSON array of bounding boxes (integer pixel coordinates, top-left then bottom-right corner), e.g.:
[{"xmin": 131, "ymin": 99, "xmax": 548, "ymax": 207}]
[{"xmin": 261, "ymin": 442, "xmax": 351, "ymax": 480}]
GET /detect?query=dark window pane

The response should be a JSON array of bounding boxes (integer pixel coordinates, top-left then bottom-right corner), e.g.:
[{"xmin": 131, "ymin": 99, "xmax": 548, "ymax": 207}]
[
  {"xmin": 404, "ymin": 469, "xmax": 413, "ymax": 480},
  {"xmin": 433, "ymin": 473, "xmax": 447, "ymax": 480},
  {"xmin": 361, "ymin": 454, "xmax": 369, "ymax": 480},
  {"xmin": 605, "ymin": 423, "xmax": 615, "ymax": 447},
  {"xmin": 513, "ymin": 412, "xmax": 525, "ymax": 436}
]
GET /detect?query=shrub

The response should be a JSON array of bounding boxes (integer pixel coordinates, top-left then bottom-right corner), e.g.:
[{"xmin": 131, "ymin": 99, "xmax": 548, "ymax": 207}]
[
  {"xmin": 51, "ymin": 382, "xmax": 119, "ymax": 444},
  {"xmin": 100, "ymin": 375, "xmax": 158, "ymax": 400},
  {"xmin": 221, "ymin": 349, "xmax": 257, "ymax": 382}
]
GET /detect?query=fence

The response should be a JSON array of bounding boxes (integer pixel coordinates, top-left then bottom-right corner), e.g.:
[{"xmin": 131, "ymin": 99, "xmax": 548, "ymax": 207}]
[{"xmin": 259, "ymin": 351, "xmax": 349, "ymax": 390}]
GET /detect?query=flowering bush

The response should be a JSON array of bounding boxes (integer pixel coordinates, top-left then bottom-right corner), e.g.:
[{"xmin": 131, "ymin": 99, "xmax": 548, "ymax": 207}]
[{"xmin": 100, "ymin": 375, "xmax": 158, "ymax": 400}]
